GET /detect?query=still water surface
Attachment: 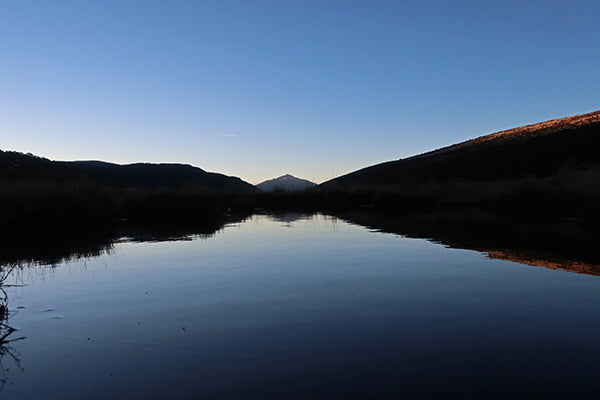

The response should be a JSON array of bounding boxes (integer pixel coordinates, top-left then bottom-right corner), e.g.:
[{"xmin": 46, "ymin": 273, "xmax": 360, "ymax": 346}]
[{"xmin": 2, "ymin": 214, "xmax": 600, "ymax": 399}]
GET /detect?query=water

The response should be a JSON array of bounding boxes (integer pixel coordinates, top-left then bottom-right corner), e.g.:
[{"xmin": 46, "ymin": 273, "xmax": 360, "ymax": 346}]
[{"xmin": 1, "ymin": 213, "xmax": 600, "ymax": 399}]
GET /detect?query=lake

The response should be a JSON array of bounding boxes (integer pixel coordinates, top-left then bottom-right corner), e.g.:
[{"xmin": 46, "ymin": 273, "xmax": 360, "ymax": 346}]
[{"xmin": 2, "ymin": 213, "xmax": 600, "ymax": 399}]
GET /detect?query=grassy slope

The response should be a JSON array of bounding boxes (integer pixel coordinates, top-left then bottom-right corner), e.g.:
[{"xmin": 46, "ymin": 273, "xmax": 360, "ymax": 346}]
[{"xmin": 321, "ymin": 110, "xmax": 600, "ymax": 188}]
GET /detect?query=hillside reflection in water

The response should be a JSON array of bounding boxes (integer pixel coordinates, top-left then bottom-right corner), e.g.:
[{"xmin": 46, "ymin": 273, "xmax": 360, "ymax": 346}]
[
  {"xmin": 1, "ymin": 212, "xmax": 599, "ymax": 399},
  {"xmin": 337, "ymin": 210, "xmax": 600, "ymax": 276}
]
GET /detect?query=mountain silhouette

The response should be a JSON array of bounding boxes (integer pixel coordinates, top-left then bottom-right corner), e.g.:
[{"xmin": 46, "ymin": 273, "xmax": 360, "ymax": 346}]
[
  {"xmin": 0, "ymin": 152, "xmax": 256, "ymax": 192},
  {"xmin": 320, "ymin": 110, "xmax": 600, "ymax": 189},
  {"xmin": 257, "ymin": 174, "xmax": 316, "ymax": 192}
]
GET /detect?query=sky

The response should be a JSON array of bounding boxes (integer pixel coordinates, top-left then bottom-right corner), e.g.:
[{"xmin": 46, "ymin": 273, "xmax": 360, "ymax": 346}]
[{"xmin": 1, "ymin": 0, "xmax": 599, "ymax": 184}]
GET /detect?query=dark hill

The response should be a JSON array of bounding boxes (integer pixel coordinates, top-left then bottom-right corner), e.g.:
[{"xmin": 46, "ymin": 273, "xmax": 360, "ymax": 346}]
[
  {"xmin": 320, "ymin": 110, "xmax": 600, "ymax": 189},
  {"xmin": 0, "ymin": 151, "xmax": 256, "ymax": 192},
  {"xmin": 0, "ymin": 150, "xmax": 257, "ymax": 237},
  {"xmin": 0, "ymin": 151, "xmax": 79, "ymax": 182},
  {"xmin": 70, "ymin": 160, "xmax": 255, "ymax": 191}
]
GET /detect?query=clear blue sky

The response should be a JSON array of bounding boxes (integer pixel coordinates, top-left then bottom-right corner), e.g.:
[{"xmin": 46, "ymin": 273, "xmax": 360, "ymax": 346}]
[{"xmin": 2, "ymin": 1, "xmax": 599, "ymax": 184}]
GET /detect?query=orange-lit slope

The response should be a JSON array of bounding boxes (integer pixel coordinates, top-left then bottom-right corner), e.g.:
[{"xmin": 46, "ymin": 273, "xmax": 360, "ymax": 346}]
[
  {"xmin": 322, "ymin": 109, "xmax": 600, "ymax": 189},
  {"xmin": 411, "ymin": 109, "xmax": 600, "ymax": 161}
]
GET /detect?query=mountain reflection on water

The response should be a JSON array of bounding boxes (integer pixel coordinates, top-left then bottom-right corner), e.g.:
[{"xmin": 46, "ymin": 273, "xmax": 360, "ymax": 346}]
[
  {"xmin": 0, "ymin": 214, "xmax": 251, "ymax": 269},
  {"xmin": 0, "ymin": 213, "xmax": 254, "ymax": 392},
  {"xmin": 337, "ymin": 210, "xmax": 600, "ymax": 277},
  {"xmin": 0, "ymin": 211, "xmax": 599, "ymax": 399},
  {"xmin": 1, "ymin": 211, "xmax": 598, "ymax": 276}
]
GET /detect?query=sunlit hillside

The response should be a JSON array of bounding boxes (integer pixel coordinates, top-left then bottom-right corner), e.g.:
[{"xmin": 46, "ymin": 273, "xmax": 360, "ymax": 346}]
[{"xmin": 322, "ymin": 109, "xmax": 600, "ymax": 188}]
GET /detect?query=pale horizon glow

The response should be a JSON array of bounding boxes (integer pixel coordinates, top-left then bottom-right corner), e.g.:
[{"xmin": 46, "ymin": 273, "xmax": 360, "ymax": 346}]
[{"xmin": 2, "ymin": 1, "xmax": 599, "ymax": 185}]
